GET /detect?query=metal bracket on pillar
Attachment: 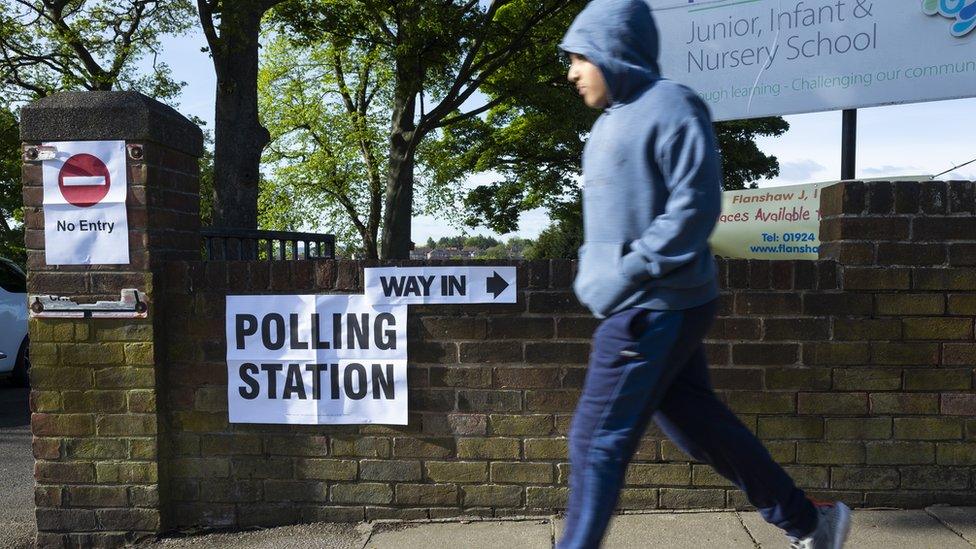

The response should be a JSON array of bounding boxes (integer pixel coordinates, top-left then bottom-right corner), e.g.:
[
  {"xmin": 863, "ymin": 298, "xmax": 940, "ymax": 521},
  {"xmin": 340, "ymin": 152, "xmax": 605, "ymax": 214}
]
[{"xmin": 28, "ymin": 289, "xmax": 149, "ymax": 318}]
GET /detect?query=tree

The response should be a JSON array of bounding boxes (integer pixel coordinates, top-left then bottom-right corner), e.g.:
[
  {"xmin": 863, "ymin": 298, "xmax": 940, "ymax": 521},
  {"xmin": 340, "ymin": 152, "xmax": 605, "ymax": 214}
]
[
  {"xmin": 505, "ymin": 237, "xmax": 533, "ymax": 254},
  {"xmin": 258, "ymin": 34, "xmax": 390, "ymax": 257},
  {"xmin": 271, "ymin": 0, "xmax": 586, "ymax": 258},
  {"xmin": 198, "ymin": 129, "xmax": 216, "ymax": 225},
  {"xmin": 426, "ymin": 30, "xmax": 788, "ymax": 259},
  {"xmin": 0, "ymin": 0, "xmax": 193, "ymax": 102},
  {"xmin": 436, "ymin": 236, "xmax": 466, "ymax": 249},
  {"xmin": 480, "ymin": 243, "xmax": 509, "ymax": 259},
  {"xmin": 714, "ymin": 118, "xmax": 789, "ymax": 190},
  {"xmin": 198, "ymin": 0, "xmax": 288, "ymax": 231},
  {"xmin": 431, "ymin": 29, "xmax": 790, "ymax": 236},
  {"xmin": 525, "ymin": 198, "xmax": 581, "ymax": 260},
  {"xmin": 0, "ymin": 0, "xmax": 195, "ymax": 264},
  {"xmin": 475, "ymin": 114, "xmax": 788, "ymax": 258},
  {"xmin": 463, "ymin": 235, "xmax": 501, "ymax": 249},
  {"xmin": 415, "ymin": 3, "xmax": 787, "ymax": 237},
  {"xmin": 0, "ymin": 107, "xmax": 23, "ymax": 265}
]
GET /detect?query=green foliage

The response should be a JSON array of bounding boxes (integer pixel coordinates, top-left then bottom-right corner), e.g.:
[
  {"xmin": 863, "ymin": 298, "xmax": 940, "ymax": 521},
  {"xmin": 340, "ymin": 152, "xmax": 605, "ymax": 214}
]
[
  {"xmin": 0, "ymin": 1, "xmax": 196, "ymax": 265},
  {"xmin": 480, "ymin": 243, "xmax": 509, "ymax": 259},
  {"xmin": 525, "ymin": 199, "xmax": 581, "ymax": 260},
  {"xmin": 198, "ymin": 136, "xmax": 216, "ymax": 227},
  {"xmin": 0, "ymin": 0, "xmax": 195, "ymax": 103},
  {"xmin": 505, "ymin": 237, "xmax": 534, "ymax": 255},
  {"xmin": 463, "ymin": 235, "xmax": 501, "ymax": 249},
  {"xmin": 263, "ymin": 0, "xmax": 787, "ymax": 256},
  {"xmin": 433, "ymin": 235, "xmax": 503, "ymax": 250},
  {"xmin": 258, "ymin": 32, "xmax": 391, "ymax": 258},
  {"xmin": 436, "ymin": 236, "xmax": 466, "ymax": 249},
  {"xmin": 417, "ymin": 0, "xmax": 788, "ymax": 232},
  {"xmin": 0, "ymin": 107, "xmax": 24, "ymax": 265},
  {"xmin": 421, "ymin": 0, "xmax": 592, "ymax": 235},
  {"xmin": 715, "ymin": 118, "xmax": 790, "ymax": 190},
  {"xmin": 425, "ymin": 234, "xmax": 534, "ymax": 259},
  {"xmin": 268, "ymin": 0, "xmax": 585, "ymax": 258}
]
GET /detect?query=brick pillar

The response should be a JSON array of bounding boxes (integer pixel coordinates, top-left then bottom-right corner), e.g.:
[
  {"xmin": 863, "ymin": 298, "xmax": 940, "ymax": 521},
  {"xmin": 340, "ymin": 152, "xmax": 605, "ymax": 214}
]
[
  {"xmin": 20, "ymin": 91, "xmax": 203, "ymax": 547},
  {"xmin": 818, "ymin": 180, "xmax": 976, "ymax": 485},
  {"xmin": 819, "ymin": 179, "xmax": 976, "ymax": 268}
]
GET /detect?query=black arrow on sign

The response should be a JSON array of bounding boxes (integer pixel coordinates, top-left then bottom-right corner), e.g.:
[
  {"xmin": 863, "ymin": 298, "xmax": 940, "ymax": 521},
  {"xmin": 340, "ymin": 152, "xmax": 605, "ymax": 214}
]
[{"xmin": 486, "ymin": 271, "xmax": 510, "ymax": 298}]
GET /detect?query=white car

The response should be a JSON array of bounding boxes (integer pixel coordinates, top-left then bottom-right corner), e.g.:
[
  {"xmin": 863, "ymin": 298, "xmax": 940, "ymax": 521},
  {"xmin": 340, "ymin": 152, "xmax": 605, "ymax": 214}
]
[{"xmin": 0, "ymin": 257, "xmax": 28, "ymax": 386}]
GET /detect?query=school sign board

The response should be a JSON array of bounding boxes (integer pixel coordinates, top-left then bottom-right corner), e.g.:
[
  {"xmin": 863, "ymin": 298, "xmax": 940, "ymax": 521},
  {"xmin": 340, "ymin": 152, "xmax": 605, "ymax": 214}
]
[
  {"xmin": 649, "ymin": 0, "xmax": 976, "ymax": 121},
  {"xmin": 42, "ymin": 140, "xmax": 129, "ymax": 264},
  {"xmin": 226, "ymin": 295, "xmax": 409, "ymax": 425}
]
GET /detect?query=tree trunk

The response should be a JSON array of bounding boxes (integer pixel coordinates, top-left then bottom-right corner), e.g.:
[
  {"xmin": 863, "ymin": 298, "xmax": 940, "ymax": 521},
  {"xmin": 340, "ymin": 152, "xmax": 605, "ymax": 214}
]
[
  {"xmin": 210, "ymin": 6, "xmax": 271, "ymax": 231},
  {"xmin": 366, "ymin": 166, "xmax": 383, "ymax": 260},
  {"xmin": 362, "ymin": 231, "xmax": 379, "ymax": 260},
  {"xmin": 380, "ymin": 78, "xmax": 419, "ymax": 259}
]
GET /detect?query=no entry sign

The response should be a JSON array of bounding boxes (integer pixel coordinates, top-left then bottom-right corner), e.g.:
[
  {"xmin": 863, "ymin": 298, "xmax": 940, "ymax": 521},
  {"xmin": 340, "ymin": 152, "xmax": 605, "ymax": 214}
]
[
  {"xmin": 58, "ymin": 153, "xmax": 111, "ymax": 207},
  {"xmin": 42, "ymin": 141, "xmax": 129, "ymax": 265}
]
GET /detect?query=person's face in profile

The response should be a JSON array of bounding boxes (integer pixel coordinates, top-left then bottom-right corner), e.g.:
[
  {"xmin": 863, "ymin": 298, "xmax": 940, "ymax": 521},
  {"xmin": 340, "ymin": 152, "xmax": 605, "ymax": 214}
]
[{"xmin": 567, "ymin": 53, "xmax": 609, "ymax": 109}]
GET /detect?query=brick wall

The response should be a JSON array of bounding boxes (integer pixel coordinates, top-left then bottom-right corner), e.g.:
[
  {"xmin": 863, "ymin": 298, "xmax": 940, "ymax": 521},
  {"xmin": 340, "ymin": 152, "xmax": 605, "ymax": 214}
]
[
  {"xmin": 157, "ymin": 180, "xmax": 976, "ymax": 529},
  {"xmin": 20, "ymin": 91, "xmax": 976, "ymax": 542}
]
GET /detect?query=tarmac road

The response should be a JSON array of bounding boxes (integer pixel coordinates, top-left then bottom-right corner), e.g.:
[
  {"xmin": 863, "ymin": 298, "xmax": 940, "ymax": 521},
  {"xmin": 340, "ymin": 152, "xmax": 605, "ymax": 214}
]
[{"xmin": 0, "ymin": 381, "xmax": 34, "ymax": 549}]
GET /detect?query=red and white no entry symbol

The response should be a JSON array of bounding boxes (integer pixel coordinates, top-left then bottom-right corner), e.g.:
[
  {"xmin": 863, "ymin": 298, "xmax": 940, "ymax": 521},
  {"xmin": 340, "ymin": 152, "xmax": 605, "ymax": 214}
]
[{"xmin": 58, "ymin": 153, "xmax": 111, "ymax": 207}]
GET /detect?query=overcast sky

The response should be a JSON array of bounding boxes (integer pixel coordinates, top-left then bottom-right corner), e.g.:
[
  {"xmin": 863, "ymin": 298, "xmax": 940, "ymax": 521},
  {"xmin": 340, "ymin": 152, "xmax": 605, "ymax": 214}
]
[{"xmin": 155, "ymin": 31, "xmax": 976, "ymax": 243}]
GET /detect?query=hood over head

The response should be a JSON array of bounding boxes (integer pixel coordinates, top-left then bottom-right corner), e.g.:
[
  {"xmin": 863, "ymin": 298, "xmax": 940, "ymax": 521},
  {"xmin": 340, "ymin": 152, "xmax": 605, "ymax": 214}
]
[{"xmin": 559, "ymin": 0, "xmax": 660, "ymax": 107}]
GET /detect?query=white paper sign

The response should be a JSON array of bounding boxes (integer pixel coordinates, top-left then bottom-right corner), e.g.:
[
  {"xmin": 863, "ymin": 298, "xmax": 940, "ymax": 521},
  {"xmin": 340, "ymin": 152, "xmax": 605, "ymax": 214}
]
[
  {"xmin": 364, "ymin": 266, "xmax": 517, "ymax": 305},
  {"xmin": 42, "ymin": 140, "xmax": 129, "ymax": 265},
  {"xmin": 650, "ymin": 0, "xmax": 976, "ymax": 121},
  {"xmin": 226, "ymin": 294, "xmax": 408, "ymax": 425}
]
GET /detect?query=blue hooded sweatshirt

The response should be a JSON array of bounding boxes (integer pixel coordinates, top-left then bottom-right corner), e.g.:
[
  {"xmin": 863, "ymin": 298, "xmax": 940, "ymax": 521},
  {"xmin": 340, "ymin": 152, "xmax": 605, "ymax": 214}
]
[{"xmin": 560, "ymin": 0, "xmax": 722, "ymax": 318}]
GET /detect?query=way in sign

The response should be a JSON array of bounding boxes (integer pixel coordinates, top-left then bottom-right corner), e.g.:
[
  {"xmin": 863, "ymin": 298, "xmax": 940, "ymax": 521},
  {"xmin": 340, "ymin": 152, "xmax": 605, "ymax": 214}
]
[
  {"xmin": 380, "ymin": 274, "xmax": 466, "ymax": 298},
  {"xmin": 364, "ymin": 266, "xmax": 517, "ymax": 304}
]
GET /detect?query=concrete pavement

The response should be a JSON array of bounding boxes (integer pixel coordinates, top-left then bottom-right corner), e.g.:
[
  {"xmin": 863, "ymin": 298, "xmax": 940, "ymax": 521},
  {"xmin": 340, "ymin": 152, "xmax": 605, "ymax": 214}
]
[
  {"xmin": 0, "ymin": 383, "xmax": 34, "ymax": 549},
  {"xmin": 151, "ymin": 508, "xmax": 976, "ymax": 548}
]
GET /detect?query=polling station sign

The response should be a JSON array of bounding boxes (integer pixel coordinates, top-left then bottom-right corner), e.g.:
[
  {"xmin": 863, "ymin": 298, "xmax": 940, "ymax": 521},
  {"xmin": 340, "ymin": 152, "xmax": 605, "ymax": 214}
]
[
  {"xmin": 365, "ymin": 266, "xmax": 517, "ymax": 305},
  {"xmin": 649, "ymin": 0, "xmax": 976, "ymax": 121},
  {"xmin": 226, "ymin": 294, "xmax": 409, "ymax": 425},
  {"xmin": 42, "ymin": 140, "xmax": 129, "ymax": 265}
]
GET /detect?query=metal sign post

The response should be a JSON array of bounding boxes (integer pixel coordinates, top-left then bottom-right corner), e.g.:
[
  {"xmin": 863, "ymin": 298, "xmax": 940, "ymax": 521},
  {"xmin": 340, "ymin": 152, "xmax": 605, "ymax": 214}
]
[{"xmin": 841, "ymin": 109, "xmax": 858, "ymax": 181}]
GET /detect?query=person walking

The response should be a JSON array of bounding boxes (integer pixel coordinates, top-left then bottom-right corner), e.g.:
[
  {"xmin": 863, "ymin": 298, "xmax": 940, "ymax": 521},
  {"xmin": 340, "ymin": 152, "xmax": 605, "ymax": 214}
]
[{"xmin": 556, "ymin": 1, "xmax": 851, "ymax": 548}]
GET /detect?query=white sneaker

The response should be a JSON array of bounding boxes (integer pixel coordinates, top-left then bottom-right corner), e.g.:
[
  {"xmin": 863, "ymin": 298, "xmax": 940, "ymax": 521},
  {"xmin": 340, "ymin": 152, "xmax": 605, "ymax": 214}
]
[{"xmin": 789, "ymin": 501, "xmax": 852, "ymax": 549}]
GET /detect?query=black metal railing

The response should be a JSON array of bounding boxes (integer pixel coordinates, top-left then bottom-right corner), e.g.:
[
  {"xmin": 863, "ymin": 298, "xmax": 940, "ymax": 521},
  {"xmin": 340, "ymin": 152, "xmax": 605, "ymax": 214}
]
[{"xmin": 201, "ymin": 228, "xmax": 336, "ymax": 260}]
